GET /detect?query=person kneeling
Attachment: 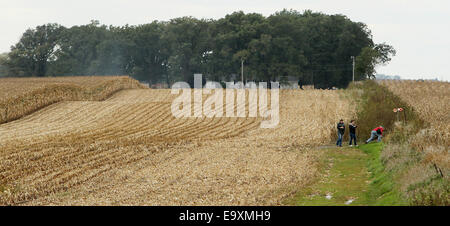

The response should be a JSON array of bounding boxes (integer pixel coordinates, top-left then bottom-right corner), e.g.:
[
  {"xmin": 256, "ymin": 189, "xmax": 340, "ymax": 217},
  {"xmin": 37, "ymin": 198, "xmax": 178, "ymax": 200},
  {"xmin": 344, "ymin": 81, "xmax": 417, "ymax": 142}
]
[{"xmin": 365, "ymin": 126, "xmax": 383, "ymax": 144}]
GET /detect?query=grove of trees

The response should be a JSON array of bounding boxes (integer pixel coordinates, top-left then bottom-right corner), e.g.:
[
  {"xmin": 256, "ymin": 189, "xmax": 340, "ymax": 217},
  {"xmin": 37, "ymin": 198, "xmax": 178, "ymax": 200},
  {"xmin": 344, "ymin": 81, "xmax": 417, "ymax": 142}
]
[{"xmin": 0, "ymin": 9, "xmax": 395, "ymax": 88}]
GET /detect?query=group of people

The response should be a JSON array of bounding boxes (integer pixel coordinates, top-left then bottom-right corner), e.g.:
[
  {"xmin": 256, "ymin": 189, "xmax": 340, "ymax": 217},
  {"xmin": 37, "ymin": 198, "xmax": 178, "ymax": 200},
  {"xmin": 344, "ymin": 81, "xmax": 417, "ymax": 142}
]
[{"xmin": 336, "ymin": 119, "xmax": 384, "ymax": 147}]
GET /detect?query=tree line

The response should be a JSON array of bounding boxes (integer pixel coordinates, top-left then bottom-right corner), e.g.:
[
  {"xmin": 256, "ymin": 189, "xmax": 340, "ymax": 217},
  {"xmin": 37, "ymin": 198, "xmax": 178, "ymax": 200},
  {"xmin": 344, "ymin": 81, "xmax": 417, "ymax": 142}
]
[{"xmin": 0, "ymin": 9, "xmax": 395, "ymax": 88}]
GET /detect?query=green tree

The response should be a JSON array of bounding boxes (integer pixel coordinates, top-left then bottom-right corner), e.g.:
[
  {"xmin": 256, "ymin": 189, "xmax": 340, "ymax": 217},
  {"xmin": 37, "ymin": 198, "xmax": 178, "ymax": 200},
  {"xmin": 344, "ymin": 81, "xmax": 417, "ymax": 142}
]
[
  {"xmin": 7, "ymin": 23, "xmax": 64, "ymax": 77},
  {"xmin": 120, "ymin": 22, "xmax": 170, "ymax": 84},
  {"xmin": 164, "ymin": 17, "xmax": 212, "ymax": 86},
  {"xmin": 87, "ymin": 25, "xmax": 130, "ymax": 76},
  {"xmin": 5, "ymin": 10, "xmax": 395, "ymax": 88},
  {"xmin": 356, "ymin": 43, "xmax": 396, "ymax": 79},
  {"xmin": 50, "ymin": 20, "xmax": 109, "ymax": 76},
  {"xmin": 0, "ymin": 53, "xmax": 9, "ymax": 77},
  {"xmin": 210, "ymin": 11, "xmax": 266, "ymax": 81}
]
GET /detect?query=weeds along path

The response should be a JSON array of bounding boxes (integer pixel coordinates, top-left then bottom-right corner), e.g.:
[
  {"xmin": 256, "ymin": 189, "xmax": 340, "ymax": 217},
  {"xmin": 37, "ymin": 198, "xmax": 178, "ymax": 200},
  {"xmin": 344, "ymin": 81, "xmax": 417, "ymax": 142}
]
[
  {"xmin": 379, "ymin": 80, "xmax": 450, "ymax": 171},
  {"xmin": 0, "ymin": 89, "xmax": 354, "ymax": 205}
]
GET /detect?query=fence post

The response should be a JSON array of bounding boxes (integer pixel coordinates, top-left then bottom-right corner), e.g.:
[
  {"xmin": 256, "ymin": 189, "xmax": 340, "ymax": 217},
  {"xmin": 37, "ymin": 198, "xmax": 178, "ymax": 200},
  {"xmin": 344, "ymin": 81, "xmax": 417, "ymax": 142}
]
[{"xmin": 403, "ymin": 108, "xmax": 407, "ymax": 123}]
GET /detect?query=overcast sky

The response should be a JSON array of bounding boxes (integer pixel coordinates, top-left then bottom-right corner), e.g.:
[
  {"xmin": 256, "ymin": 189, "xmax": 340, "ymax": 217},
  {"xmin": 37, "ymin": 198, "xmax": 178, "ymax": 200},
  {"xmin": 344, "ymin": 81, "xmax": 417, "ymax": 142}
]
[{"xmin": 1, "ymin": 0, "xmax": 449, "ymax": 80}]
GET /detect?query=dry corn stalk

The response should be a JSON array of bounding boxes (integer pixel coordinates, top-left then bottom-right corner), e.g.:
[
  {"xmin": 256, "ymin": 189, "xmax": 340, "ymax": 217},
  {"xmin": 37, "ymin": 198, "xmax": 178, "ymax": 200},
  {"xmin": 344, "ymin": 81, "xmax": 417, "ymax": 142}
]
[{"xmin": 380, "ymin": 80, "xmax": 450, "ymax": 172}]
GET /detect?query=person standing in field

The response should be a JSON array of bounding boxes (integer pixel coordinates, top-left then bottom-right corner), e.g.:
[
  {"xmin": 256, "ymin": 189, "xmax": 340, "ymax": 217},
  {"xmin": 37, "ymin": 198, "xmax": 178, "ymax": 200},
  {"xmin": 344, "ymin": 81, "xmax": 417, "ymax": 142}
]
[
  {"xmin": 336, "ymin": 119, "xmax": 345, "ymax": 147},
  {"xmin": 349, "ymin": 120, "xmax": 357, "ymax": 146},
  {"xmin": 298, "ymin": 79, "xmax": 304, "ymax": 90},
  {"xmin": 365, "ymin": 126, "xmax": 384, "ymax": 143}
]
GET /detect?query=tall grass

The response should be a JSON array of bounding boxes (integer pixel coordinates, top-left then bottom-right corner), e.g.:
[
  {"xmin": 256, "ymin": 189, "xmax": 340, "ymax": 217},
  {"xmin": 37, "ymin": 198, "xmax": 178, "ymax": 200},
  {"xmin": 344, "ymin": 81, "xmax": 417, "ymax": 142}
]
[
  {"xmin": 349, "ymin": 80, "xmax": 424, "ymax": 141},
  {"xmin": 350, "ymin": 80, "xmax": 448, "ymax": 205}
]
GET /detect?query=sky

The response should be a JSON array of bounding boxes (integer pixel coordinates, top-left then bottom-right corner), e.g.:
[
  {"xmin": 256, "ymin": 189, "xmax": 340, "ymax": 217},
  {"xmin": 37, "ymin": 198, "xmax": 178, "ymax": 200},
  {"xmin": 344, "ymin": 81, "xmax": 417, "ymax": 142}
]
[{"xmin": 0, "ymin": 0, "xmax": 449, "ymax": 81}]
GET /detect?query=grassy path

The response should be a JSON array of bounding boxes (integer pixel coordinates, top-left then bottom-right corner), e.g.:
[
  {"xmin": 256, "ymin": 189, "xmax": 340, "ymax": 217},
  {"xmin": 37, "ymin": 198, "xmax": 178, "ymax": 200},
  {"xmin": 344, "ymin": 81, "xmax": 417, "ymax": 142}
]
[{"xmin": 284, "ymin": 143, "xmax": 406, "ymax": 206}]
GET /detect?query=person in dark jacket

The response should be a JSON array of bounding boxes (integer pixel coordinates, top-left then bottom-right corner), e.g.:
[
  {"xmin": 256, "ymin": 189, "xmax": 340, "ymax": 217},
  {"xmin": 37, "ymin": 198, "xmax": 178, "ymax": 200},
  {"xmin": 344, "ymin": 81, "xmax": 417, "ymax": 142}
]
[
  {"xmin": 365, "ymin": 126, "xmax": 384, "ymax": 143},
  {"xmin": 298, "ymin": 79, "xmax": 304, "ymax": 90},
  {"xmin": 348, "ymin": 120, "xmax": 357, "ymax": 146},
  {"xmin": 336, "ymin": 119, "xmax": 345, "ymax": 147}
]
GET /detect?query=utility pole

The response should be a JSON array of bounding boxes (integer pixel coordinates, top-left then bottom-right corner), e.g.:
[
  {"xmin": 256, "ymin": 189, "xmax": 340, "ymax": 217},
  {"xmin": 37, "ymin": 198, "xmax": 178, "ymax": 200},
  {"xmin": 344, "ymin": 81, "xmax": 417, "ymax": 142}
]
[
  {"xmin": 241, "ymin": 58, "xmax": 244, "ymax": 88},
  {"xmin": 351, "ymin": 56, "xmax": 355, "ymax": 82}
]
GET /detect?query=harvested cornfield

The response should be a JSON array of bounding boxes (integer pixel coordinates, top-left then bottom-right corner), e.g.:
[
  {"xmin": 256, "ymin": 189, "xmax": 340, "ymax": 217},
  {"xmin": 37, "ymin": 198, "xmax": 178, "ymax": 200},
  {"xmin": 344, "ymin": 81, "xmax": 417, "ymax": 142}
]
[
  {"xmin": 379, "ymin": 80, "xmax": 450, "ymax": 171},
  {"xmin": 0, "ymin": 76, "xmax": 145, "ymax": 124},
  {"xmin": 0, "ymin": 83, "xmax": 354, "ymax": 205}
]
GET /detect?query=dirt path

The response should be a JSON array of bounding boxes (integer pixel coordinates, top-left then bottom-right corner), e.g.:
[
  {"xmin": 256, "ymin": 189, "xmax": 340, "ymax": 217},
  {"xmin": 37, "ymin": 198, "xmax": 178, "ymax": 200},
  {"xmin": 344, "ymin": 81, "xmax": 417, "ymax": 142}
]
[{"xmin": 284, "ymin": 145, "xmax": 372, "ymax": 206}]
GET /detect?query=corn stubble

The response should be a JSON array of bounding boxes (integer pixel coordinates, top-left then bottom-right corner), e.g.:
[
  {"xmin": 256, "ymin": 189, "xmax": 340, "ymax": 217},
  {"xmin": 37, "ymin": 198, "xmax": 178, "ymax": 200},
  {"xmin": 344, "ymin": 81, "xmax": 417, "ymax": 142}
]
[
  {"xmin": 0, "ymin": 76, "xmax": 145, "ymax": 124},
  {"xmin": 0, "ymin": 79, "xmax": 354, "ymax": 205}
]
